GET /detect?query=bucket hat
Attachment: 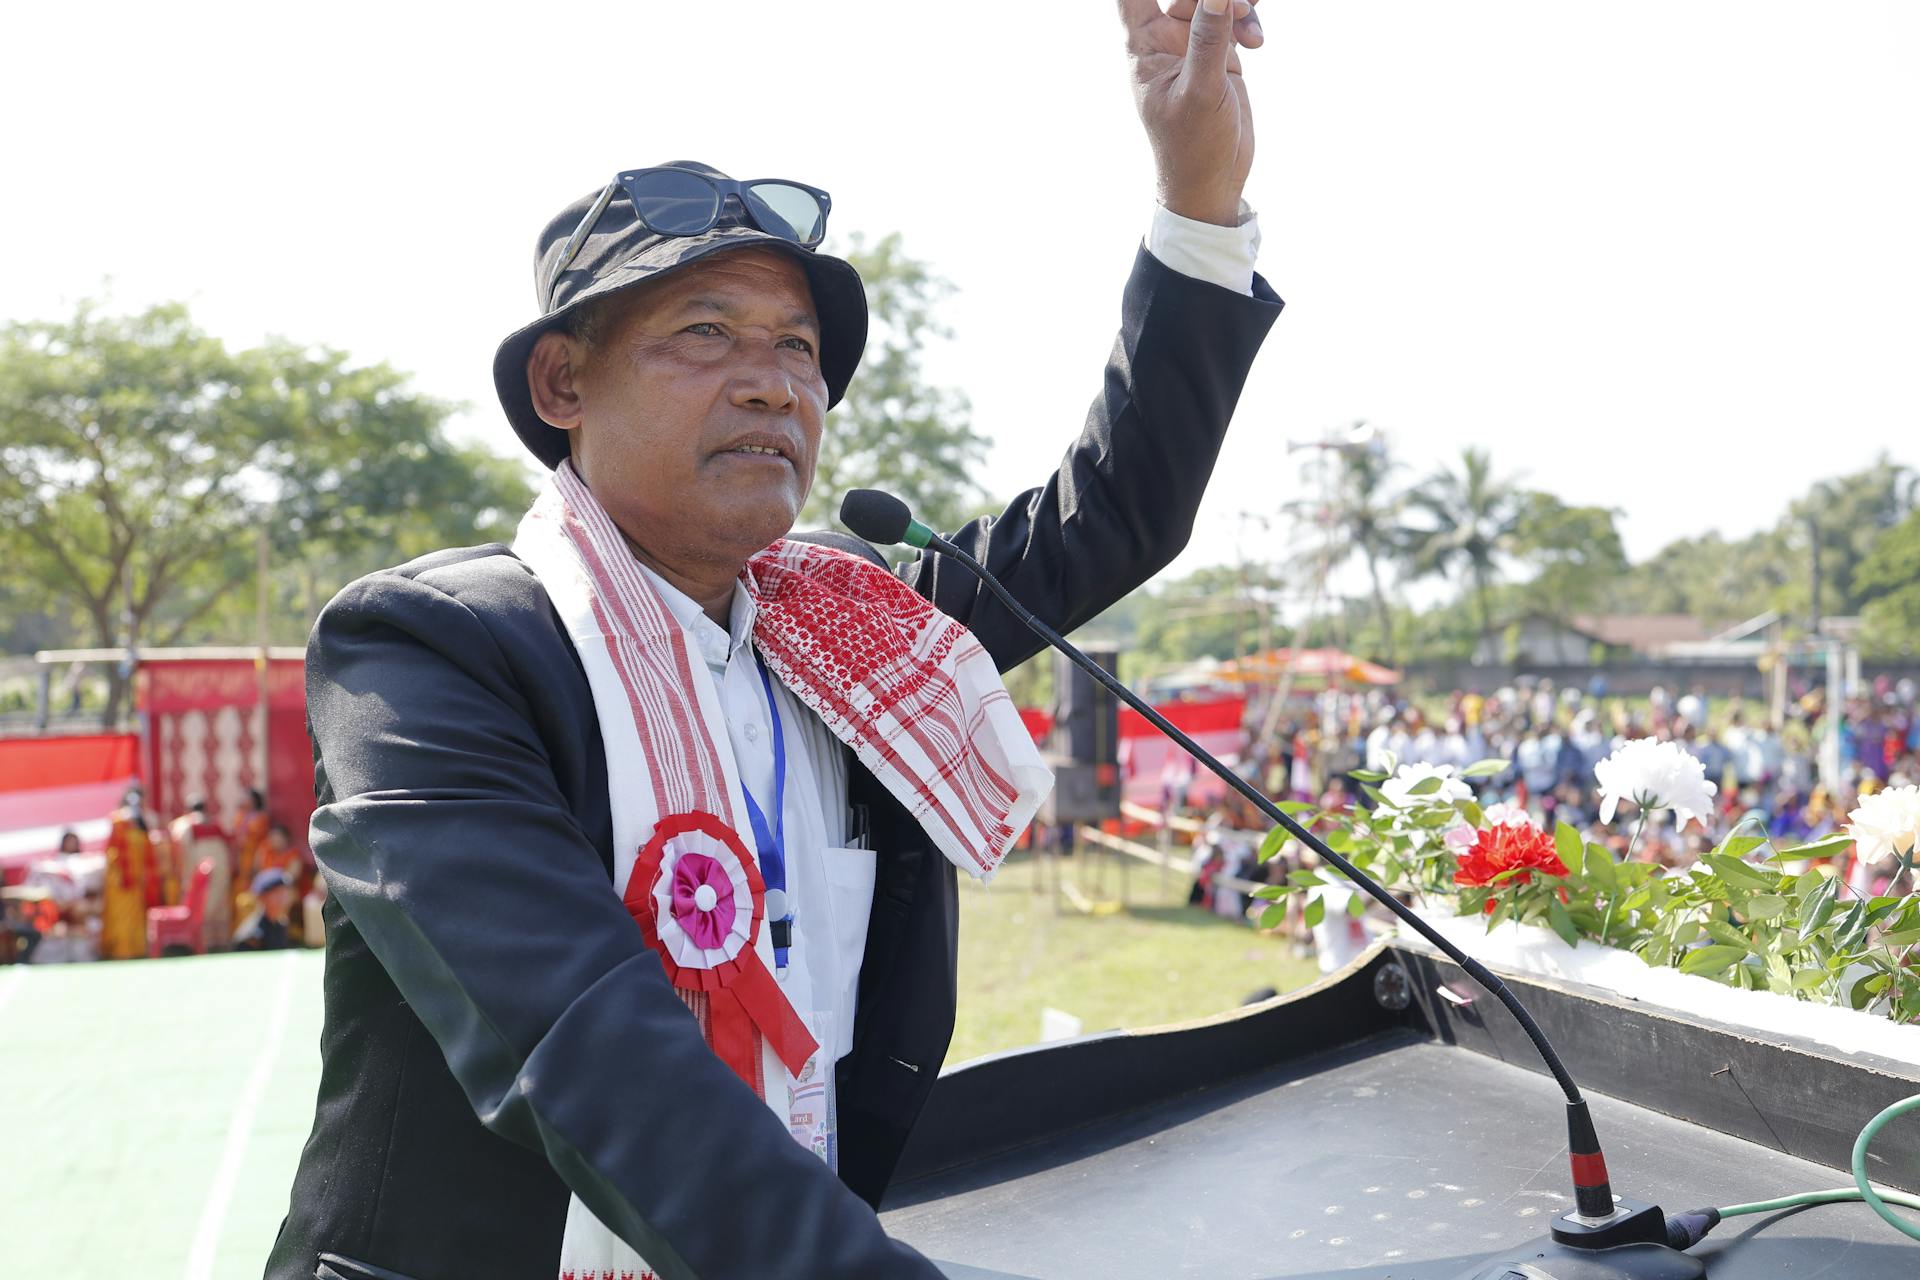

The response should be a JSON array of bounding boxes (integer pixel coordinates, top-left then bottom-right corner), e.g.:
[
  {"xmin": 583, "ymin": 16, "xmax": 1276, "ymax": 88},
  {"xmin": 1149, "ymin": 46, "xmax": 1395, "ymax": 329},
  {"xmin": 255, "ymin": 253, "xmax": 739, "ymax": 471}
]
[{"xmin": 492, "ymin": 161, "xmax": 868, "ymax": 469}]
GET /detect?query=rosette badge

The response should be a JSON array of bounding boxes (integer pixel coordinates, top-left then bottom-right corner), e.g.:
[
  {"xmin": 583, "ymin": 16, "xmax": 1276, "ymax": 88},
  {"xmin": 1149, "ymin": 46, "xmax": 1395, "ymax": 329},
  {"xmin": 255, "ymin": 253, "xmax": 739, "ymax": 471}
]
[{"xmin": 624, "ymin": 811, "xmax": 816, "ymax": 1082}]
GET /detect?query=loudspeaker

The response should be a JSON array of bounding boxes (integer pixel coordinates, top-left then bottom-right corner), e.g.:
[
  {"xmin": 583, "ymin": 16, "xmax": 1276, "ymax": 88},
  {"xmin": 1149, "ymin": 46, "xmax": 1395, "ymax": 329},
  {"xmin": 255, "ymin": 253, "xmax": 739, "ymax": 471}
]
[{"xmin": 1040, "ymin": 647, "xmax": 1121, "ymax": 824}]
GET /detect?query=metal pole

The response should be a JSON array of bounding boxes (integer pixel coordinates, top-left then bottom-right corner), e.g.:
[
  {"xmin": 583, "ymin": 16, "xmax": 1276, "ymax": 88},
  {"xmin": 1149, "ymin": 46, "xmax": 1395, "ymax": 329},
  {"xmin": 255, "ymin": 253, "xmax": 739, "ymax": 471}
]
[
  {"xmin": 257, "ymin": 523, "xmax": 272, "ymax": 810},
  {"xmin": 1821, "ymin": 642, "xmax": 1843, "ymax": 793}
]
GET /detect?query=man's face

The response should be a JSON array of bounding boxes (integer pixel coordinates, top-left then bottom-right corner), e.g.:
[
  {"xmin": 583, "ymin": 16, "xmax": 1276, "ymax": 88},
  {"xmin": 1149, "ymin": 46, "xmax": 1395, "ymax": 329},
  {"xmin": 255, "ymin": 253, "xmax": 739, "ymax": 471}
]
[{"xmin": 537, "ymin": 246, "xmax": 828, "ymax": 569}]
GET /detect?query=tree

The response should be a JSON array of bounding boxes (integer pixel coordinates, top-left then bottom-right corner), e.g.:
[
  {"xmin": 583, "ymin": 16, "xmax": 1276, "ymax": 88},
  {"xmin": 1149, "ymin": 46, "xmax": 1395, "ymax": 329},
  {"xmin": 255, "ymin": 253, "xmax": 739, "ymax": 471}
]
[
  {"xmin": 1401, "ymin": 447, "xmax": 1528, "ymax": 658},
  {"xmin": 801, "ymin": 232, "xmax": 991, "ymax": 536},
  {"xmin": 1324, "ymin": 425, "xmax": 1406, "ymax": 665},
  {"xmin": 1513, "ymin": 493, "xmax": 1628, "ymax": 624},
  {"xmin": 1855, "ymin": 508, "xmax": 1920, "ymax": 656},
  {"xmin": 0, "ymin": 300, "xmax": 533, "ymax": 722},
  {"xmin": 1789, "ymin": 456, "xmax": 1916, "ymax": 621},
  {"xmin": 1133, "ymin": 563, "xmax": 1288, "ymax": 671}
]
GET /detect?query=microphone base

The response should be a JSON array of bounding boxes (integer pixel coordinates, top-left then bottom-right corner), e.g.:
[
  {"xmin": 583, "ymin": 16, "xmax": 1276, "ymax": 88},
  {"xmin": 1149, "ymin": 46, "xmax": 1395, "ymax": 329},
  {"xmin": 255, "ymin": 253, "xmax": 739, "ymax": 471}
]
[
  {"xmin": 1451, "ymin": 1238, "xmax": 1707, "ymax": 1279},
  {"xmin": 1454, "ymin": 1196, "xmax": 1707, "ymax": 1279}
]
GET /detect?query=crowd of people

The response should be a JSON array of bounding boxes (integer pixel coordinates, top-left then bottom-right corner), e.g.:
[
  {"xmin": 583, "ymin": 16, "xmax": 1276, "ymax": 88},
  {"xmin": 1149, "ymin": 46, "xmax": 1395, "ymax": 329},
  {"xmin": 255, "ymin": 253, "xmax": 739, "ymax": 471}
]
[
  {"xmin": 1182, "ymin": 674, "xmax": 1920, "ymax": 963},
  {"xmin": 1, "ymin": 786, "xmax": 320, "ymax": 964}
]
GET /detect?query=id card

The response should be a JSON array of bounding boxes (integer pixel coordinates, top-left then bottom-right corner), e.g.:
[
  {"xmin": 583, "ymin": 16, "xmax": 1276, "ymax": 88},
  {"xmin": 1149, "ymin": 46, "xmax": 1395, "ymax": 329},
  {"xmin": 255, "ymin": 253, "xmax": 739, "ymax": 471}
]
[{"xmin": 786, "ymin": 1013, "xmax": 838, "ymax": 1171}]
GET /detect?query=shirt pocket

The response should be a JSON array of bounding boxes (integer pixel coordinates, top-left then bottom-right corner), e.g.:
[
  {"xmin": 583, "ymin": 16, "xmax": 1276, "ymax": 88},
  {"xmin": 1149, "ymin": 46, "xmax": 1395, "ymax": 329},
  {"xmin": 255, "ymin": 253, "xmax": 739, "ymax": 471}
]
[{"xmin": 820, "ymin": 844, "xmax": 876, "ymax": 1056}]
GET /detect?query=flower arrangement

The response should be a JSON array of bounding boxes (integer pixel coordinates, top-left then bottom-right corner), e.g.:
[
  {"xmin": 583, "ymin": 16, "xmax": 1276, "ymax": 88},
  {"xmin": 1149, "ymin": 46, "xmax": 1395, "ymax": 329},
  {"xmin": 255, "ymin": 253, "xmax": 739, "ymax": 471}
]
[{"xmin": 1257, "ymin": 751, "xmax": 1920, "ymax": 1025}]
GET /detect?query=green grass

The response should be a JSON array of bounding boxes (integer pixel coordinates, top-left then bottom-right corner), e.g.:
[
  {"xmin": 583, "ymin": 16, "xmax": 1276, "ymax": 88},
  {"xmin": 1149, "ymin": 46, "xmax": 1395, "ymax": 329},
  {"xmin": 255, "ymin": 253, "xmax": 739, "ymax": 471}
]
[{"xmin": 948, "ymin": 845, "xmax": 1322, "ymax": 1065}]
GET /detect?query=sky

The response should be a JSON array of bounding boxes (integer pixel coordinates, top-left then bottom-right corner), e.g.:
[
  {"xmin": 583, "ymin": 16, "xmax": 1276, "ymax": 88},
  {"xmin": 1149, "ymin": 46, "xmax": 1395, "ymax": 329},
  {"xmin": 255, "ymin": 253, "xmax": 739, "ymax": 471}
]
[{"xmin": 5, "ymin": 1, "xmax": 1917, "ymax": 589}]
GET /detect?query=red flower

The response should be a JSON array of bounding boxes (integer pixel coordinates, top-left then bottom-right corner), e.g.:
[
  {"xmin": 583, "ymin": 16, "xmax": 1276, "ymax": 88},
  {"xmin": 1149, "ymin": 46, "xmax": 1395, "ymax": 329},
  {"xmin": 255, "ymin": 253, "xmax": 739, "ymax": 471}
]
[{"xmin": 1454, "ymin": 821, "xmax": 1568, "ymax": 895}]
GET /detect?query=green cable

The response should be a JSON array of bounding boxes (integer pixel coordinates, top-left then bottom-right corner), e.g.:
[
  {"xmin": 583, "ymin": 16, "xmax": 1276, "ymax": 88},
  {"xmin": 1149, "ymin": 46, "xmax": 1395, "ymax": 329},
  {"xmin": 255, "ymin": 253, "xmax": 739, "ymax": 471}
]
[
  {"xmin": 1852, "ymin": 1094, "xmax": 1920, "ymax": 1243},
  {"xmin": 1719, "ymin": 1187, "xmax": 1920, "ymax": 1217},
  {"xmin": 1714, "ymin": 1094, "xmax": 1920, "ymax": 1242}
]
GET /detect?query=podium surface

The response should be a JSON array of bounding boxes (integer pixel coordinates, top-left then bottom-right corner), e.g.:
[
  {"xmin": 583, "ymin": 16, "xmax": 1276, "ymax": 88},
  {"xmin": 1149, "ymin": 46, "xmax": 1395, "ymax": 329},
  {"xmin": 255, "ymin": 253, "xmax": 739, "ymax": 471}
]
[{"xmin": 881, "ymin": 942, "xmax": 1920, "ymax": 1279}]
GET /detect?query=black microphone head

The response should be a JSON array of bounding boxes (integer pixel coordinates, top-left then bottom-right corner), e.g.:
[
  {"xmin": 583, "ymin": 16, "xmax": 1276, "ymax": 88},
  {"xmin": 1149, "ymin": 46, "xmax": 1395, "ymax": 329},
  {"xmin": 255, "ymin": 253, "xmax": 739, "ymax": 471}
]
[{"xmin": 839, "ymin": 489, "xmax": 913, "ymax": 545}]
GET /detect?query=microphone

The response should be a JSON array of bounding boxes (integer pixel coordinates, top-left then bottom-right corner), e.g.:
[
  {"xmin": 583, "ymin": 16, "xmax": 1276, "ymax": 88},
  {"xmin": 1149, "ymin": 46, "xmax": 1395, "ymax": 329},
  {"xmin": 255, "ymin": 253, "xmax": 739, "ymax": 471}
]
[{"xmin": 840, "ymin": 488, "xmax": 1706, "ymax": 1280}]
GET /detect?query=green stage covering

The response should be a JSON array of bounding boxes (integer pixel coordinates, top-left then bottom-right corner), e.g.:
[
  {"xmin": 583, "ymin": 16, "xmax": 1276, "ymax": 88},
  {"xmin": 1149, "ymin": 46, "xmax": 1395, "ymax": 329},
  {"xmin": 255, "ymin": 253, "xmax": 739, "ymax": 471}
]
[{"xmin": 0, "ymin": 949, "xmax": 325, "ymax": 1277}]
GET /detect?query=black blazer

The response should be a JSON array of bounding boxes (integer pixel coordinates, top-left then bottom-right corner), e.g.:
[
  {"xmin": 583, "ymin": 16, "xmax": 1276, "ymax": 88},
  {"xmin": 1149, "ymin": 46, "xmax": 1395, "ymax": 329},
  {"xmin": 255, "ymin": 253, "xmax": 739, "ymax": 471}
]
[{"xmin": 266, "ymin": 248, "xmax": 1281, "ymax": 1280}]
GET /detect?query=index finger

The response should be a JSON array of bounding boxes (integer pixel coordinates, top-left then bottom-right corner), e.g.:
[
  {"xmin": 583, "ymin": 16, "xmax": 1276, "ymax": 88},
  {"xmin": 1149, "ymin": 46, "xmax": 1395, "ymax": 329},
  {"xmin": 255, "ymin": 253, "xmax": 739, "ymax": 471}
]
[{"xmin": 1115, "ymin": 0, "xmax": 1165, "ymax": 30}]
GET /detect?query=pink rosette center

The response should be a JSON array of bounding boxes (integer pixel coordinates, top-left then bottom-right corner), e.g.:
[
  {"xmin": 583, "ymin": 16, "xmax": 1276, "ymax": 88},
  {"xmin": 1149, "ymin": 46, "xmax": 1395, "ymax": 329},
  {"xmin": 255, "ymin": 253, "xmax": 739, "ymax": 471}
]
[{"xmin": 670, "ymin": 850, "xmax": 738, "ymax": 951}]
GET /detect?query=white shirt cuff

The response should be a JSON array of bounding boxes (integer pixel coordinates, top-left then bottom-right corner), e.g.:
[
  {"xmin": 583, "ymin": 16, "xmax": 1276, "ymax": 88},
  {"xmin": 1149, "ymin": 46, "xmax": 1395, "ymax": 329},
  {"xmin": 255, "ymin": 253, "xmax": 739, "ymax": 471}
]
[{"xmin": 1146, "ymin": 200, "xmax": 1261, "ymax": 297}]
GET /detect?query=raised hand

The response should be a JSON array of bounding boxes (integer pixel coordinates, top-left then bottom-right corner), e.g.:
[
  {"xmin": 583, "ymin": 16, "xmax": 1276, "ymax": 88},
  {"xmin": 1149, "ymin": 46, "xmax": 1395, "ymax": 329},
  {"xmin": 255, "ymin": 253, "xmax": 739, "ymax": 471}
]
[{"xmin": 1116, "ymin": 0, "xmax": 1264, "ymax": 226}]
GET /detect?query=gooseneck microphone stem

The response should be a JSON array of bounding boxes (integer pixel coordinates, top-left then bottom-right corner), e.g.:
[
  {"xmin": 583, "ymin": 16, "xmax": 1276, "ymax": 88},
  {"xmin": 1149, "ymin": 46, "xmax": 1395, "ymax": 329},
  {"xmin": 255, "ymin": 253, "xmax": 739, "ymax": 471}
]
[
  {"xmin": 836, "ymin": 486, "xmax": 1650, "ymax": 1252},
  {"xmin": 924, "ymin": 530, "xmax": 1588, "ymax": 1108}
]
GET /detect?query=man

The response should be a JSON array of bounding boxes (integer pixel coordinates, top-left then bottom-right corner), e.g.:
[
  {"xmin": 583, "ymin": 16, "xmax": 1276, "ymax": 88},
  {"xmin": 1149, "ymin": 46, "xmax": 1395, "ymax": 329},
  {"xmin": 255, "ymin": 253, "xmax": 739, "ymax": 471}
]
[{"xmin": 268, "ymin": 4, "xmax": 1279, "ymax": 1277}]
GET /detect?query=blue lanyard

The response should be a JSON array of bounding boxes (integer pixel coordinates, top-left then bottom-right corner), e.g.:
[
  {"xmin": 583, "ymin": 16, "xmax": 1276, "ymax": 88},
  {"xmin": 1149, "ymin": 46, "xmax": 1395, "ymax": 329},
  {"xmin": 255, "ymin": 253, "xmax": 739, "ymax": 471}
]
[{"xmin": 739, "ymin": 653, "xmax": 791, "ymax": 968}]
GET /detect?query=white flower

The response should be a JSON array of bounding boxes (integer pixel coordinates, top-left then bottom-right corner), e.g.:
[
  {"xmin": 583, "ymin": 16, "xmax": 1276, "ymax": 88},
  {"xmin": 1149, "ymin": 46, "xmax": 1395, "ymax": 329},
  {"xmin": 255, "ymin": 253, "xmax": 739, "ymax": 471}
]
[
  {"xmin": 1381, "ymin": 762, "xmax": 1472, "ymax": 809},
  {"xmin": 1847, "ymin": 785, "xmax": 1920, "ymax": 862},
  {"xmin": 1593, "ymin": 738, "xmax": 1718, "ymax": 828}
]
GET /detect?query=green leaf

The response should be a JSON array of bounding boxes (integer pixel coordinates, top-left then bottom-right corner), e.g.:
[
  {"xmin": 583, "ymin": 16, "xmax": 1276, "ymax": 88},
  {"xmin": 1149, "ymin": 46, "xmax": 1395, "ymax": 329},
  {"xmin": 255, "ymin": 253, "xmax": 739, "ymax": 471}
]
[
  {"xmin": 1799, "ymin": 875, "xmax": 1841, "ymax": 935},
  {"xmin": 1745, "ymin": 894, "xmax": 1790, "ymax": 923},
  {"xmin": 1554, "ymin": 821, "xmax": 1582, "ymax": 873},
  {"xmin": 1323, "ymin": 829, "xmax": 1355, "ymax": 854},
  {"xmin": 1581, "ymin": 843, "xmax": 1618, "ymax": 894},
  {"xmin": 1877, "ymin": 927, "xmax": 1920, "ymax": 948},
  {"xmin": 1790, "ymin": 968, "xmax": 1829, "ymax": 992},
  {"xmin": 1719, "ymin": 834, "xmax": 1769, "ymax": 862},
  {"xmin": 1251, "ymin": 884, "xmax": 1288, "ymax": 901},
  {"xmin": 1835, "ymin": 902, "xmax": 1871, "ymax": 952},
  {"xmin": 1767, "ymin": 834, "xmax": 1854, "ymax": 863},
  {"xmin": 1303, "ymin": 896, "xmax": 1326, "ymax": 928},
  {"xmin": 1407, "ymin": 775, "xmax": 1445, "ymax": 796},
  {"xmin": 1703, "ymin": 919, "xmax": 1752, "ymax": 950},
  {"xmin": 1673, "ymin": 920, "xmax": 1704, "ymax": 946},
  {"xmin": 1461, "ymin": 758, "xmax": 1510, "ymax": 778},
  {"xmin": 1287, "ymin": 869, "xmax": 1325, "ymax": 889},
  {"xmin": 1275, "ymin": 800, "xmax": 1317, "ymax": 817},
  {"xmin": 1456, "ymin": 800, "xmax": 1485, "ymax": 828},
  {"xmin": 1765, "ymin": 952, "xmax": 1793, "ymax": 993},
  {"xmin": 1679, "ymin": 945, "xmax": 1748, "ymax": 977},
  {"xmin": 1350, "ymin": 769, "xmax": 1388, "ymax": 783},
  {"xmin": 1258, "ymin": 826, "xmax": 1289, "ymax": 863},
  {"xmin": 1547, "ymin": 898, "xmax": 1580, "ymax": 948},
  {"xmin": 1704, "ymin": 854, "xmax": 1776, "ymax": 892},
  {"xmin": 1347, "ymin": 891, "xmax": 1369, "ymax": 918},
  {"xmin": 1259, "ymin": 904, "xmax": 1288, "ymax": 930}
]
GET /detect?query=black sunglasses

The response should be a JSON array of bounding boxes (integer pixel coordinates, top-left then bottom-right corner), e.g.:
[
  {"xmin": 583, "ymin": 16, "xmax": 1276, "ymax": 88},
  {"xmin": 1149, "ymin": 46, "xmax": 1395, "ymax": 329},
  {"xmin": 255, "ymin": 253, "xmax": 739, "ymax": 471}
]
[{"xmin": 544, "ymin": 168, "xmax": 833, "ymax": 308}]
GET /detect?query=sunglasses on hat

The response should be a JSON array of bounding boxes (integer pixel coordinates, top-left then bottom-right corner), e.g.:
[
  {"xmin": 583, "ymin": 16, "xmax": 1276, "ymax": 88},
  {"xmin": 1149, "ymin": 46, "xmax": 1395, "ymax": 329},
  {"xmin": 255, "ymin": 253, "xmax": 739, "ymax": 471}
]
[{"xmin": 544, "ymin": 167, "xmax": 833, "ymax": 308}]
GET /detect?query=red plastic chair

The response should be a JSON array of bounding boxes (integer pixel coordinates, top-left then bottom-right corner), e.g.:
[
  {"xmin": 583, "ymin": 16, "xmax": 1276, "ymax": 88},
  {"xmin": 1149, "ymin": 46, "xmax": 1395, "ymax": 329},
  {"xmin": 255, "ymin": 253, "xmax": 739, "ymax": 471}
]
[{"xmin": 147, "ymin": 857, "xmax": 214, "ymax": 958}]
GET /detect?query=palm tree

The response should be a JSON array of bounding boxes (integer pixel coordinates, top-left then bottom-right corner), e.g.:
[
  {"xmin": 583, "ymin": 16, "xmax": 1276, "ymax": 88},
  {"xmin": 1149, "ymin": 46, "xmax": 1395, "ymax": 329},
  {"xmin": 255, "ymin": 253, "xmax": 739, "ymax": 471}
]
[
  {"xmin": 1403, "ymin": 447, "xmax": 1526, "ymax": 659},
  {"xmin": 1327, "ymin": 424, "xmax": 1405, "ymax": 665}
]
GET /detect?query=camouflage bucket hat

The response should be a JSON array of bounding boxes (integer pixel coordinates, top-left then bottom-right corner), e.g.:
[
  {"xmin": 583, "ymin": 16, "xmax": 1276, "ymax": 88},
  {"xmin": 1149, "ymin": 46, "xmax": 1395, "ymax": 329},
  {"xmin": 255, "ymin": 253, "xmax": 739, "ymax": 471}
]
[{"xmin": 492, "ymin": 161, "xmax": 869, "ymax": 470}]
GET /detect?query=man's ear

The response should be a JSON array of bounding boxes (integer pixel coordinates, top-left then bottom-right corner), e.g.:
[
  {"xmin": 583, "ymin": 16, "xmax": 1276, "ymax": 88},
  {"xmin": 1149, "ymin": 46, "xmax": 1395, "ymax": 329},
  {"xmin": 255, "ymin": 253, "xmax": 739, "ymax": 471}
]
[{"xmin": 527, "ymin": 331, "xmax": 586, "ymax": 432}]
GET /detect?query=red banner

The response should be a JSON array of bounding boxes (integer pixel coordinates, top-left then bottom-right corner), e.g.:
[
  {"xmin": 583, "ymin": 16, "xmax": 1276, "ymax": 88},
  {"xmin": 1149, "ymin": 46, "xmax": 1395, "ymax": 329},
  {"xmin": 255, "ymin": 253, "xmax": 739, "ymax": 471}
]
[
  {"xmin": 137, "ymin": 658, "xmax": 304, "ymax": 714},
  {"xmin": 0, "ymin": 733, "xmax": 140, "ymax": 794}
]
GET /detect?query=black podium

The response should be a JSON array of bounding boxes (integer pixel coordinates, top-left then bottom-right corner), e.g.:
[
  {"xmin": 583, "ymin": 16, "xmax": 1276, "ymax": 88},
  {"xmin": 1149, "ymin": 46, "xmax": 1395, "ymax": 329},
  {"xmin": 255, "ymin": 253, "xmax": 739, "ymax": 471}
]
[{"xmin": 881, "ymin": 939, "xmax": 1920, "ymax": 1278}]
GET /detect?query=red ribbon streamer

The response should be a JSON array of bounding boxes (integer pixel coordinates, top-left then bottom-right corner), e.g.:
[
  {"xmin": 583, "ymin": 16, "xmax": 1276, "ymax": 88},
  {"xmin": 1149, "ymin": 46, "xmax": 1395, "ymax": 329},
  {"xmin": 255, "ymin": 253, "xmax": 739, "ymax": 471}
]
[{"xmin": 625, "ymin": 811, "xmax": 819, "ymax": 1090}]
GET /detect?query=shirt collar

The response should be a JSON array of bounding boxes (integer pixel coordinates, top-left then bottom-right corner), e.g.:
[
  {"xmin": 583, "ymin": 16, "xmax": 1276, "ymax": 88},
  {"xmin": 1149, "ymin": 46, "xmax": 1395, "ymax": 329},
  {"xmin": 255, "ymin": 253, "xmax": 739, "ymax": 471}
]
[{"xmin": 632, "ymin": 559, "xmax": 758, "ymax": 670}]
